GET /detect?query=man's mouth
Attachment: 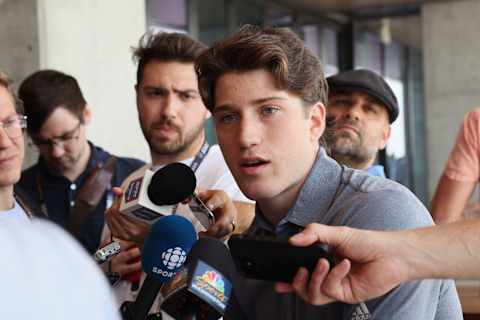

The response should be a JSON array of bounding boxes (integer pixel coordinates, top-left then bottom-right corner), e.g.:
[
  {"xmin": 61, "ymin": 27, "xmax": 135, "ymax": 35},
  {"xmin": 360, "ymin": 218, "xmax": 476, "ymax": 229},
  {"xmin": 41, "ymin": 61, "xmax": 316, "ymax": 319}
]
[
  {"xmin": 241, "ymin": 159, "xmax": 269, "ymax": 168},
  {"xmin": 337, "ymin": 124, "xmax": 359, "ymax": 135}
]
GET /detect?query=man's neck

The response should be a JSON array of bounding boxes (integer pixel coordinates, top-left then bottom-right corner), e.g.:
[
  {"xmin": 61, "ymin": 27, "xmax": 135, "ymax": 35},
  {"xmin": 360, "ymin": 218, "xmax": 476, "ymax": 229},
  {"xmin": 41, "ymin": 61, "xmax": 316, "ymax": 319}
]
[
  {"xmin": 258, "ymin": 147, "xmax": 319, "ymax": 227},
  {"xmin": 63, "ymin": 142, "xmax": 92, "ymax": 181},
  {"xmin": 0, "ymin": 186, "xmax": 14, "ymax": 211},
  {"xmin": 151, "ymin": 133, "xmax": 206, "ymax": 167},
  {"xmin": 332, "ymin": 154, "xmax": 374, "ymax": 171}
]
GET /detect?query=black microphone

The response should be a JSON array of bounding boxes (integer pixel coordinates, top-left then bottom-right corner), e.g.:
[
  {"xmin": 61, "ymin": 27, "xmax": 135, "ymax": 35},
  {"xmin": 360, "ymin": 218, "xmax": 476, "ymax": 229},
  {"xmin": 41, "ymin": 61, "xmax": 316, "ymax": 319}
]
[
  {"xmin": 96, "ymin": 163, "xmax": 197, "ymax": 266},
  {"xmin": 160, "ymin": 237, "xmax": 237, "ymax": 320},
  {"xmin": 120, "ymin": 215, "xmax": 197, "ymax": 320},
  {"xmin": 120, "ymin": 162, "xmax": 196, "ymax": 222}
]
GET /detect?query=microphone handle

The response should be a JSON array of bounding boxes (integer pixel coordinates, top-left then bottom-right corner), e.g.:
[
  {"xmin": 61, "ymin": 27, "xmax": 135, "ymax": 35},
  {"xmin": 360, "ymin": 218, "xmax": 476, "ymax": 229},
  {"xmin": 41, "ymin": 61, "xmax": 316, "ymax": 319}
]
[
  {"xmin": 120, "ymin": 301, "xmax": 134, "ymax": 320},
  {"xmin": 132, "ymin": 275, "xmax": 163, "ymax": 320},
  {"xmin": 180, "ymin": 303, "xmax": 201, "ymax": 320}
]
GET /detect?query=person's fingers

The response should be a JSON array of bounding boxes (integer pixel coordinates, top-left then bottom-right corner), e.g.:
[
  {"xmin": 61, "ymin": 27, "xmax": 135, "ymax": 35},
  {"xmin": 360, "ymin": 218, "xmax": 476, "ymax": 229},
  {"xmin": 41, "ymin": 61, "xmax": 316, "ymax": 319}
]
[
  {"xmin": 107, "ymin": 214, "xmax": 130, "ymax": 241},
  {"xmin": 116, "ymin": 239, "xmax": 136, "ymax": 250},
  {"xmin": 112, "ymin": 187, "xmax": 123, "ymax": 196},
  {"xmin": 113, "ymin": 246, "xmax": 140, "ymax": 264},
  {"xmin": 108, "ymin": 187, "xmax": 123, "ymax": 211},
  {"xmin": 307, "ymin": 259, "xmax": 335, "ymax": 305},
  {"xmin": 291, "ymin": 267, "xmax": 309, "ymax": 301},
  {"xmin": 290, "ymin": 224, "xmax": 352, "ymax": 250},
  {"xmin": 200, "ymin": 190, "xmax": 236, "ymax": 239},
  {"xmin": 321, "ymin": 258, "xmax": 352, "ymax": 301},
  {"xmin": 119, "ymin": 260, "xmax": 142, "ymax": 275},
  {"xmin": 201, "ymin": 190, "xmax": 226, "ymax": 211},
  {"xmin": 275, "ymin": 282, "xmax": 294, "ymax": 293},
  {"xmin": 108, "ymin": 212, "xmax": 149, "ymax": 244}
]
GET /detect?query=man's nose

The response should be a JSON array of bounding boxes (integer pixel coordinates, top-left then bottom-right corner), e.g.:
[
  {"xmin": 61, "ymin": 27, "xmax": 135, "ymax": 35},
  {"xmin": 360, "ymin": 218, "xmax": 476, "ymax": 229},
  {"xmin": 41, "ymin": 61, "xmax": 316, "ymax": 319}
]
[
  {"xmin": 161, "ymin": 95, "xmax": 179, "ymax": 118},
  {"xmin": 0, "ymin": 127, "xmax": 13, "ymax": 148},
  {"xmin": 50, "ymin": 142, "xmax": 65, "ymax": 158},
  {"xmin": 238, "ymin": 117, "xmax": 262, "ymax": 149},
  {"xmin": 344, "ymin": 103, "xmax": 362, "ymax": 121}
]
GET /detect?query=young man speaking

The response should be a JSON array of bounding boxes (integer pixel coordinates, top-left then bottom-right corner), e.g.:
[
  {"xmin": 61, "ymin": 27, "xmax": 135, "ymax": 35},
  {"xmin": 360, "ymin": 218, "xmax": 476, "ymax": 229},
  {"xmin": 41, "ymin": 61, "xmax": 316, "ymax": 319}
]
[{"xmin": 196, "ymin": 25, "xmax": 461, "ymax": 320}]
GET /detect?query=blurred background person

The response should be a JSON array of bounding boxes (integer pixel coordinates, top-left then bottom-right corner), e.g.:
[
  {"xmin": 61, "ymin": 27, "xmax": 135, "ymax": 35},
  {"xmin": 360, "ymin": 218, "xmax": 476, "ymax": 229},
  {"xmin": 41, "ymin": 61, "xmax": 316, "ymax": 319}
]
[
  {"xmin": 325, "ymin": 69, "xmax": 398, "ymax": 177},
  {"xmin": 1, "ymin": 218, "xmax": 120, "ymax": 319},
  {"xmin": 432, "ymin": 108, "xmax": 480, "ymax": 223},
  {"xmin": 0, "ymin": 70, "xmax": 31, "ymax": 220}
]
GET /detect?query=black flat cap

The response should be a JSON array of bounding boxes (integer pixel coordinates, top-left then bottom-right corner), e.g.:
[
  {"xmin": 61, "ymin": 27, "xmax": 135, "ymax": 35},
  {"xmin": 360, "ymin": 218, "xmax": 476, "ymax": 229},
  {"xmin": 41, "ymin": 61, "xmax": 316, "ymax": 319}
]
[{"xmin": 327, "ymin": 69, "xmax": 399, "ymax": 123}]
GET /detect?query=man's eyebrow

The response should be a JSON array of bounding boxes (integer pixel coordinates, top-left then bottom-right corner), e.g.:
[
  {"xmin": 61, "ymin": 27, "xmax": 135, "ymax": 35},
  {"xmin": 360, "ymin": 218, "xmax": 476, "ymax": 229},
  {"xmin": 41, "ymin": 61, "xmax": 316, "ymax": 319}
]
[
  {"xmin": 365, "ymin": 96, "xmax": 382, "ymax": 105},
  {"xmin": 173, "ymin": 88, "xmax": 198, "ymax": 94},
  {"xmin": 212, "ymin": 105, "xmax": 233, "ymax": 114},
  {"xmin": 214, "ymin": 96, "xmax": 287, "ymax": 114},
  {"xmin": 142, "ymin": 85, "xmax": 165, "ymax": 91},
  {"xmin": 251, "ymin": 96, "xmax": 287, "ymax": 104}
]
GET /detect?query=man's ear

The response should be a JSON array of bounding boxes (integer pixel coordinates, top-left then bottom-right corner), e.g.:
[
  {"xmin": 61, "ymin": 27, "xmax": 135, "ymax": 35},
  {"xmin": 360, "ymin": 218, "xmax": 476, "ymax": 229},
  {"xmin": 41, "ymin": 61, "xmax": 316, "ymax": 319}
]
[
  {"xmin": 204, "ymin": 106, "xmax": 212, "ymax": 121},
  {"xmin": 378, "ymin": 125, "xmax": 391, "ymax": 150},
  {"xmin": 83, "ymin": 106, "xmax": 92, "ymax": 125},
  {"xmin": 309, "ymin": 102, "xmax": 326, "ymax": 142}
]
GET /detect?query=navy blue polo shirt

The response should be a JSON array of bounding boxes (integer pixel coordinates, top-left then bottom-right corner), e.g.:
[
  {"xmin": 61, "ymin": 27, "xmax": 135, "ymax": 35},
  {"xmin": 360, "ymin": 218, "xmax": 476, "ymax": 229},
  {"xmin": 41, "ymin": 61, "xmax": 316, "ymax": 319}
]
[{"xmin": 18, "ymin": 142, "xmax": 145, "ymax": 253}]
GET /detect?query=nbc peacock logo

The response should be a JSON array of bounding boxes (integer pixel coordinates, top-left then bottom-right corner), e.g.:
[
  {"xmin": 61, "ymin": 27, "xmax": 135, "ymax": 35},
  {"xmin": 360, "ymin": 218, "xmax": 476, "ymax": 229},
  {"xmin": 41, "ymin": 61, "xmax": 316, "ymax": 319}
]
[{"xmin": 200, "ymin": 271, "xmax": 225, "ymax": 293}]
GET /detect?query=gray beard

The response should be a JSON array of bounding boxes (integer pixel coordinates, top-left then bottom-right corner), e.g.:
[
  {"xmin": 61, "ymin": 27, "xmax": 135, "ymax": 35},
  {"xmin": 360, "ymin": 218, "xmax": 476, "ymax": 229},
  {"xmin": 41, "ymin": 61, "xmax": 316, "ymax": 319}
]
[{"xmin": 326, "ymin": 134, "xmax": 375, "ymax": 166}]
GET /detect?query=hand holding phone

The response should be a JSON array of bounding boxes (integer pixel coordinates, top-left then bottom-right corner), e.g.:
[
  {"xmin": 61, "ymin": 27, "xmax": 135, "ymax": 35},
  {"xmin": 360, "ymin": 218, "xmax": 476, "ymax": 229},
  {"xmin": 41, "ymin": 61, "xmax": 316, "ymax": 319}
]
[
  {"xmin": 228, "ymin": 235, "xmax": 334, "ymax": 283},
  {"xmin": 188, "ymin": 193, "xmax": 215, "ymax": 229}
]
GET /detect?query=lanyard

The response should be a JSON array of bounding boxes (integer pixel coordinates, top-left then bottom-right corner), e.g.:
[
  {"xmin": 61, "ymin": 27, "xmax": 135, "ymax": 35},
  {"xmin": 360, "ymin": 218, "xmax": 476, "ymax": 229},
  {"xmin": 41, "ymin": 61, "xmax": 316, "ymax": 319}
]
[{"xmin": 170, "ymin": 141, "xmax": 210, "ymax": 214}]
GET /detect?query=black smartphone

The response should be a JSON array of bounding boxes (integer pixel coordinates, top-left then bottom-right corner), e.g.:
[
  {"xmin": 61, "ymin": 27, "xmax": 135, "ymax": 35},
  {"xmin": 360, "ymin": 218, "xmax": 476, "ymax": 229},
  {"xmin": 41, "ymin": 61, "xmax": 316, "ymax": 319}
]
[
  {"xmin": 188, "ymin": 193, "xmax": 215, "ymax": 229},
  {"xmin": 228, "ymin": 235, "xmax": 334, "ymax": 283}
]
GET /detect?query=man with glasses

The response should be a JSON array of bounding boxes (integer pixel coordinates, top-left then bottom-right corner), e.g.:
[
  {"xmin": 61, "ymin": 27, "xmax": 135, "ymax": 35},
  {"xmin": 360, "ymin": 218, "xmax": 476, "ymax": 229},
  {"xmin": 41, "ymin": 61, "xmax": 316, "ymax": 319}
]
[
  {"xmin": 0, "ymin": 70, "xmax": 30, "ymax": 221},
  {"xmin": 17, "ymin": 69, "xmax": 145, "ymax": 254}
]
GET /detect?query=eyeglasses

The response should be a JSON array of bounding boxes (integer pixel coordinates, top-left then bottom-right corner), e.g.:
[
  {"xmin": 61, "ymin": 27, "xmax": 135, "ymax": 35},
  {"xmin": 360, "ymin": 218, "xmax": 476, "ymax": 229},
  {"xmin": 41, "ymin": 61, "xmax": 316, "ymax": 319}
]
[
  {"xmin": 31, "ymin": 121, "xmax": 82, "ymax": 149},
  {"xmin": 0, "ymin": 114, "xmax": 27, "ymax": 139}
]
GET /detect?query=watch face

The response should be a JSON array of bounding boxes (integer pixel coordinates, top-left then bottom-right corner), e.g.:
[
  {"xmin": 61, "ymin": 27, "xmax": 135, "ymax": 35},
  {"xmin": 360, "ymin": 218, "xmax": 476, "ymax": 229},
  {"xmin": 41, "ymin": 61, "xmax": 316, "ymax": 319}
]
[{"xmin": 106, "ymin": 271, "xmax": 121, "ymax": 287}]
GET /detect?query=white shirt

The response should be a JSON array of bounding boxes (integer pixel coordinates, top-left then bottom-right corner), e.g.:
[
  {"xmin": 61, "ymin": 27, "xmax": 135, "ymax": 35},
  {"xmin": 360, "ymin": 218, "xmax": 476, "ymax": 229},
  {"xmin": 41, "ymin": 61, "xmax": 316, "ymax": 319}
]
[
  {"xmin": 0, "ymin": 200, "xmax": 30, "ymax": 223},
  {"xmin": 0, "ymin": 219, "xmax": 120, "ymax": 319},
  {"xmin": 110, "ymin": 144, "xmax": 252, "ymax": 314}
]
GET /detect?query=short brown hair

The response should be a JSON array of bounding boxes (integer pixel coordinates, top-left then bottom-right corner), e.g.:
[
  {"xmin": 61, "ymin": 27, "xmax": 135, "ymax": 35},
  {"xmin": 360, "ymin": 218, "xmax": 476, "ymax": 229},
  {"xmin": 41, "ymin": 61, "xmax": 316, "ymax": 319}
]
[
  {"xmin": 196, "ymin": 25, "xmax": 329, "ymax": 112},
  {"xmin": 18, "ymin": 70, "xmax": 86, "ymax": 135},
  {"xmin": 133, "ymin": 32, "xmax": 207, "ymax": 85},
  {"xmin": 0, "ymin": 71, "xmax": 24, "ymax": 114}
]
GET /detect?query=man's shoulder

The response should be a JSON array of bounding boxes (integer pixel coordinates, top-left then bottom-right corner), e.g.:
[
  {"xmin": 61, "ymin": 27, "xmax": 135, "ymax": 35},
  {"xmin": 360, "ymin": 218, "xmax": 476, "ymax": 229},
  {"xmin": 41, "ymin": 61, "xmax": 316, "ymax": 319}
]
[
  {"xmin": 19, "ymin": 163, "xmax": 41, "ymax": 188},
  {"xmin": 114, "ymin": 156, "xmax": 145, "ymax": 171},
  {"xmin": 333, "ymin": 168, "xmax": 432, "ymax": 229},
  {"xmin": 342, "ymin": 167, "xmax": 407, "ymax": 195},
  {"xmin": 112, "ymin": 156, "xmax": 146, "ymax": 185}
]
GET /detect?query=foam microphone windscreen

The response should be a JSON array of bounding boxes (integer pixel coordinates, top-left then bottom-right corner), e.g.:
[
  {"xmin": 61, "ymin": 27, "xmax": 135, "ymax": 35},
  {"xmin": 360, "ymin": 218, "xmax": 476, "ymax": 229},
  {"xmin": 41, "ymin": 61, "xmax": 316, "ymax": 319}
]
[
  {"xmin": 160, "ymin": 237, "xmax": 238, "ymax": 319},
  {"xmin": 186, "ymin": 237, "xmax": 236, "ymax": 274},
  {"xmin": 141, "ymin": 215, "xmax": 198, "ymax": 282},
  {"xmin": 147, "ymin": 162, "xmax": 197, "ymax": 206}
]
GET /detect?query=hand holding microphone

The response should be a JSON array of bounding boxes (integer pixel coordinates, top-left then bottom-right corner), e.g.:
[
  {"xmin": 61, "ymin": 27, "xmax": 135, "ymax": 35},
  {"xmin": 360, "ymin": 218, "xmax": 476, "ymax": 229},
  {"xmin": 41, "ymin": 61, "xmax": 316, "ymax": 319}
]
[
  {"xmin": 160, "ymin": 237, "xmax": 238, "ymax": 320},
  {"xmin": 107, "ymin": 163, "xmax": 238, "ymax": 245},
  {"xmin": 106, "ymin": 187, "xmax": 151, "ymax": 245},
  {"xmin": 121, "ymin": 214, "xmax": 197, "ymax": 320},
  {"xmin": 195, "ymin": 190, "xmax": 237, "ymax": 239}
]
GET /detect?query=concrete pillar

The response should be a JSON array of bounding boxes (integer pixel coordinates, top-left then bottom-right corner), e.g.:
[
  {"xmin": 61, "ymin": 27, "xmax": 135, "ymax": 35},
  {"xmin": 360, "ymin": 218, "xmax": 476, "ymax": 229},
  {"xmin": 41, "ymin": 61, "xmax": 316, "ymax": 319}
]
[
  {"xmin": 422, "ymin": 0, "xmax": 480, "ymax": 198},
  {"xmin": 37, "ymin": 0, "xmax": 149, "ymax": 163},
  {"xmin": 0, "ymin": 0, "xmax": 39, "ymax": 168}
]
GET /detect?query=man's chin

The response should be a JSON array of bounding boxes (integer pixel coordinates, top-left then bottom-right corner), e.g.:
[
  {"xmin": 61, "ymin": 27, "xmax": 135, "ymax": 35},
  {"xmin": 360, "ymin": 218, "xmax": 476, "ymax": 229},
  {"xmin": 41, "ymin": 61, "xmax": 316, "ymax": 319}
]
[{"xmin": 150, "ymin": 143, "xmax": 184, "ymax": 156}]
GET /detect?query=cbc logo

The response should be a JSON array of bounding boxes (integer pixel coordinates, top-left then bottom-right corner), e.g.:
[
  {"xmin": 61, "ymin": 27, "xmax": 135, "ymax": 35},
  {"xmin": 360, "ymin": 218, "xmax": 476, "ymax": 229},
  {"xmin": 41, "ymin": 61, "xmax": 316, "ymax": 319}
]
[{"xmin": 162, "ymin": 247, "xmax": 187, "ymax": 270}]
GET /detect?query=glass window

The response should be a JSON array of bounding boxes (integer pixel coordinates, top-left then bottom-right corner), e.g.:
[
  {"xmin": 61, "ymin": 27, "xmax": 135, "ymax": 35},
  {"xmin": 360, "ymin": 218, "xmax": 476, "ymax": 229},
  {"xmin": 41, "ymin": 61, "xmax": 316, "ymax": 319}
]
[{"xmin": 146, "ymin": 0, "xmax": 187, "ymax": 32}]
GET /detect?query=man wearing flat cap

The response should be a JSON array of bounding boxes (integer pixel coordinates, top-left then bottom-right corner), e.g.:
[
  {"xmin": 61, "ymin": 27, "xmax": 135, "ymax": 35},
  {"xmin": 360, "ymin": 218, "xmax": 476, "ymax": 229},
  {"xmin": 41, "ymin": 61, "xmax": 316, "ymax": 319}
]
[{"xmin": 325, "ymin": 69, "xmax": 398, "ymax": 177}]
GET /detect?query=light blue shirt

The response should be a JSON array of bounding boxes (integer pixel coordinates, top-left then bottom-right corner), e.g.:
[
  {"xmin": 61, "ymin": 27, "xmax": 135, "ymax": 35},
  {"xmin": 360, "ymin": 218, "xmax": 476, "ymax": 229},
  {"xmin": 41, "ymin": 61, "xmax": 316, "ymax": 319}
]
[{"xmin": 367, "ymin": 164, "xmax": 386, "ymax": 177}]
